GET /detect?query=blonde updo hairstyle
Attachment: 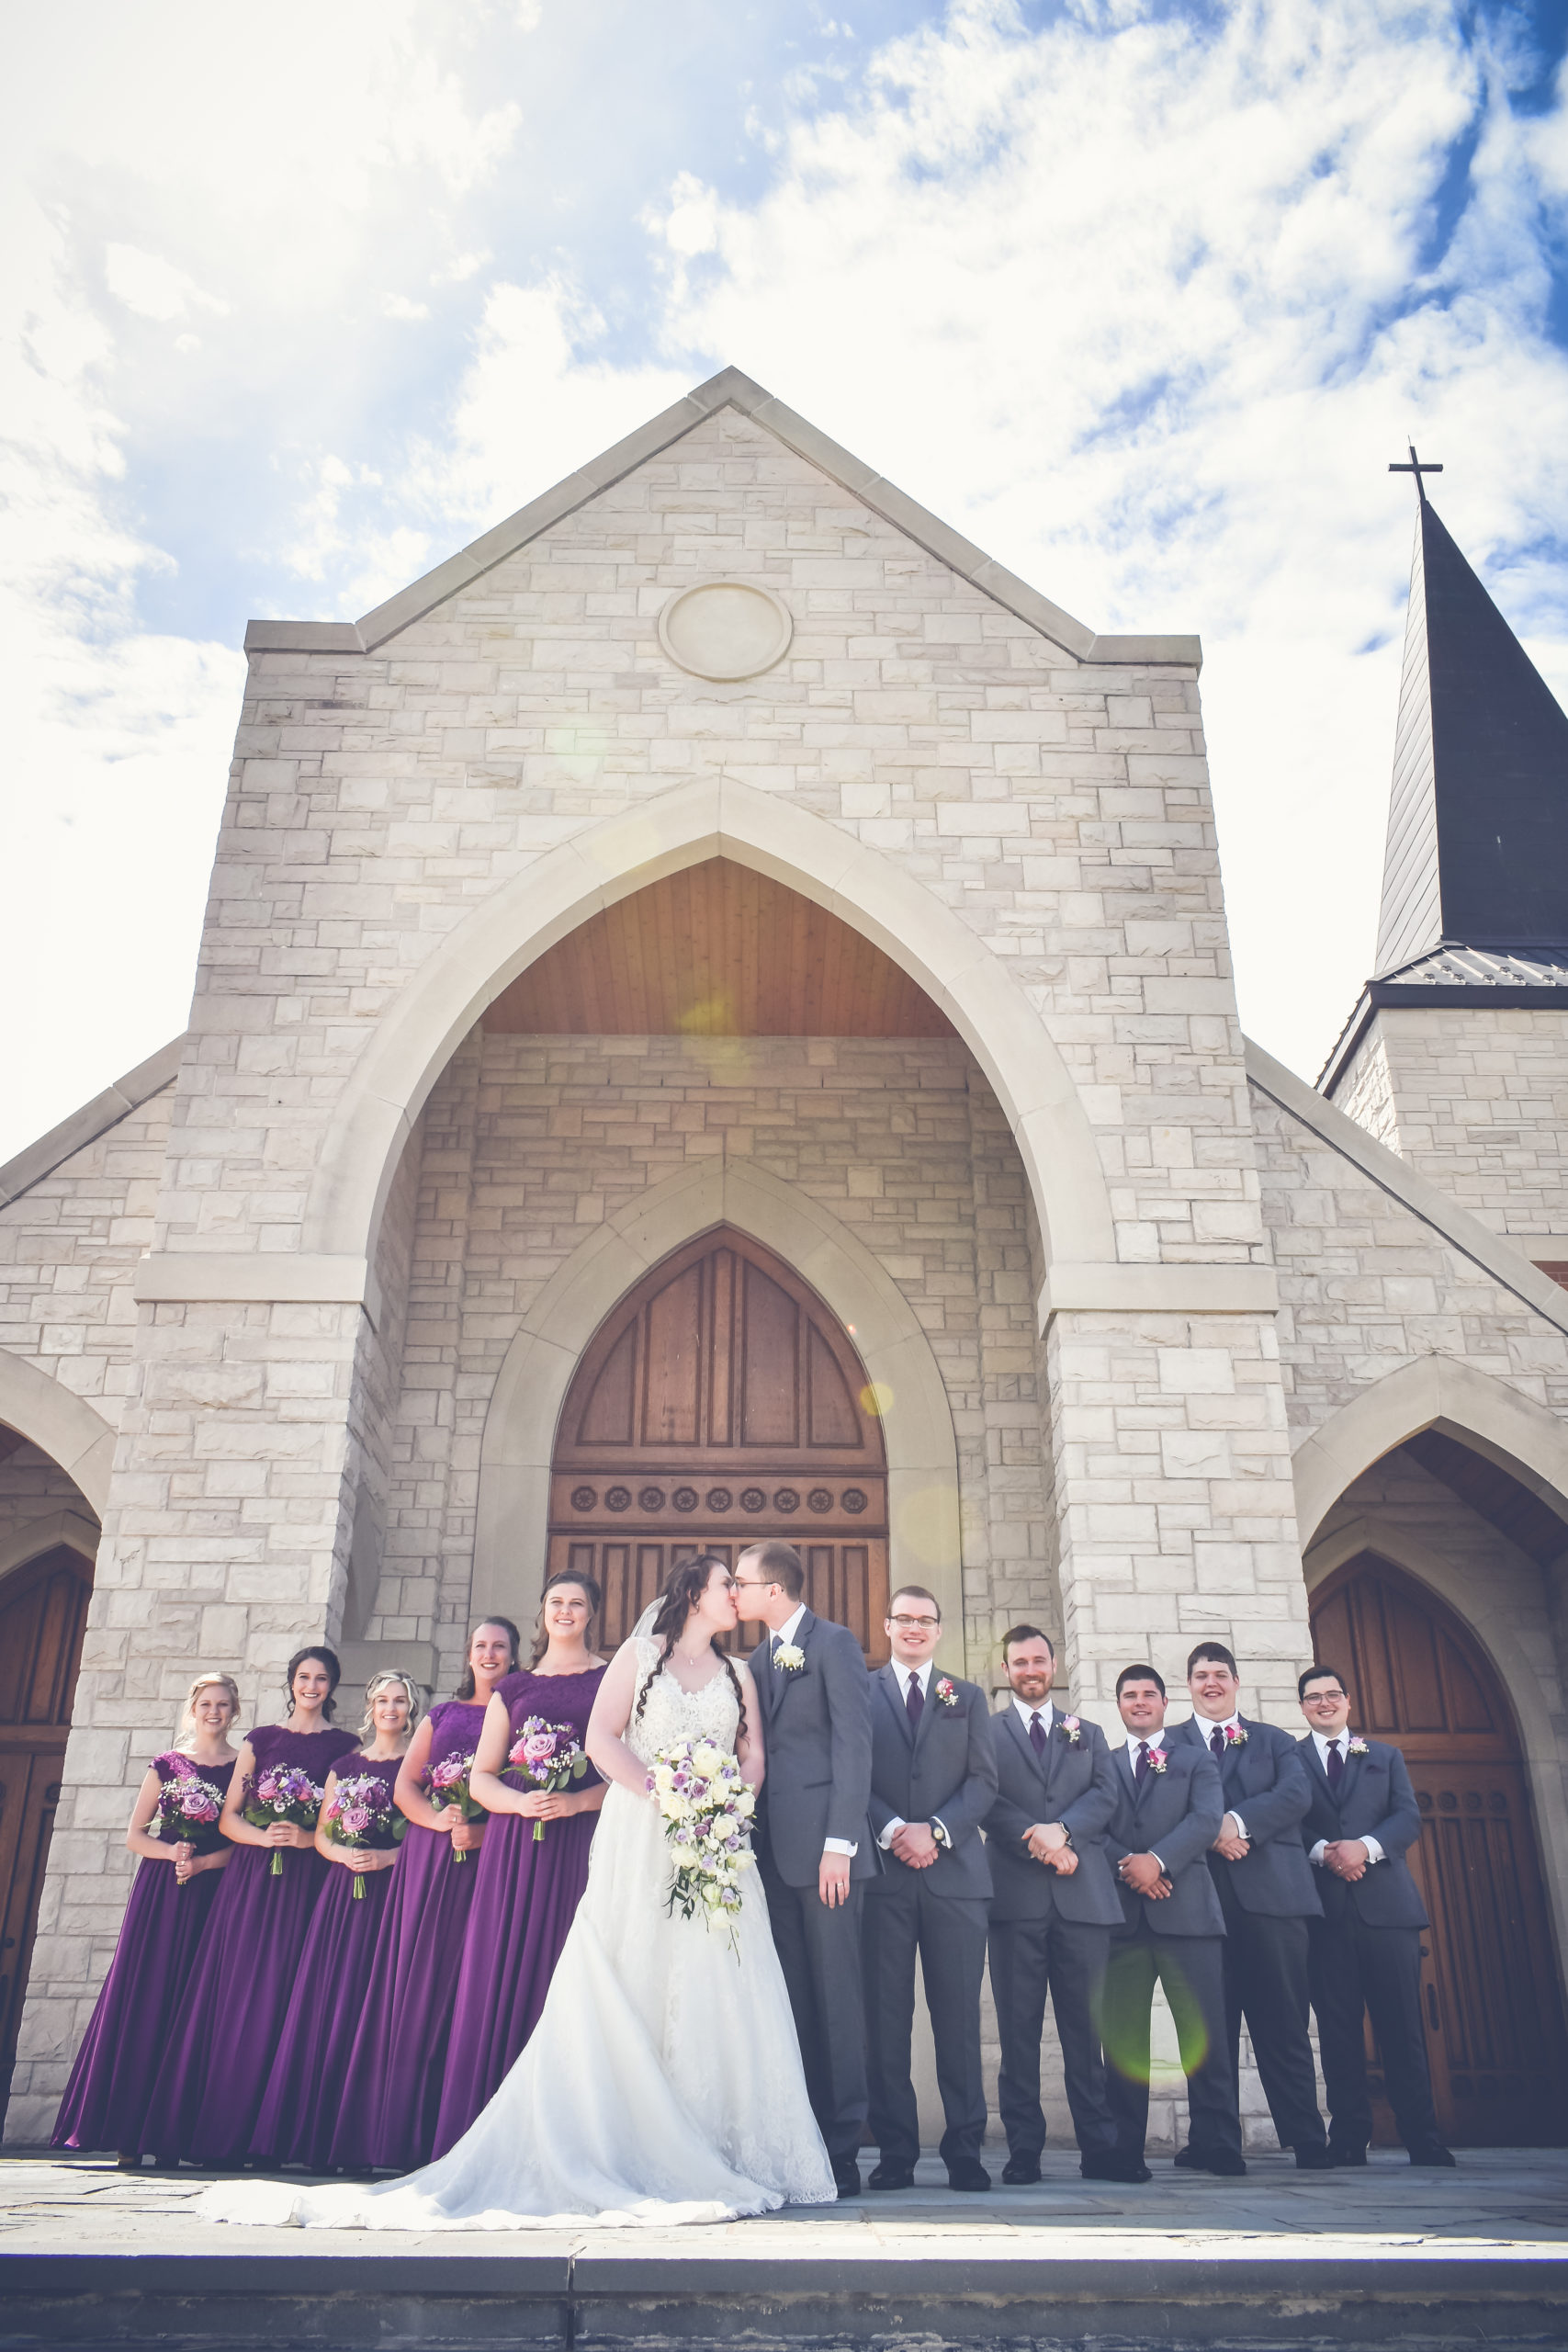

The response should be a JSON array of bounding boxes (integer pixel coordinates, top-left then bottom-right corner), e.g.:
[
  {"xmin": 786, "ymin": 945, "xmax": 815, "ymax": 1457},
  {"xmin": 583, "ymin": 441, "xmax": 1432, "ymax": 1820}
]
[
  {"xmin": 358, "ymin": 1668, "xmax": 423, "ymax": 1743},
  {"xmin": 178, "ymin": 1671, "xmax": 242, "ymax": 1747}
]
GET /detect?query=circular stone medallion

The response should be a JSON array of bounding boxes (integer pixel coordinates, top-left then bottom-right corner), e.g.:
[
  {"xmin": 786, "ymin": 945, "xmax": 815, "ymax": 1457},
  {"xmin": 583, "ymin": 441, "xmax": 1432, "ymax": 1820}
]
[{"xmin": 657, "ymin": 579, "xmax": 794, "ymax": 682}]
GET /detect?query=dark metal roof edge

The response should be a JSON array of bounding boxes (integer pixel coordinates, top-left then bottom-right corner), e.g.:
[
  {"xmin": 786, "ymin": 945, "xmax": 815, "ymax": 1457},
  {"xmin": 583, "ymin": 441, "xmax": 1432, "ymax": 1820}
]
[
  {"xmin": 1368, "ymin": 982, "xmax": 1568, "ymax": 1007},
  {"xmin": 1315, "ymin": 990, "xmax": 1374, "ymax": 1096}
]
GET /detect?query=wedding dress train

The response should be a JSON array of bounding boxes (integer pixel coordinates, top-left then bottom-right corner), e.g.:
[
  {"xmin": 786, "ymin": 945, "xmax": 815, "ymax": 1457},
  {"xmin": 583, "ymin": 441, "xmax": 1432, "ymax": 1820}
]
[{"xmin": 197, "ymin": 1638, "xmax": 836, "ymax": 2229}]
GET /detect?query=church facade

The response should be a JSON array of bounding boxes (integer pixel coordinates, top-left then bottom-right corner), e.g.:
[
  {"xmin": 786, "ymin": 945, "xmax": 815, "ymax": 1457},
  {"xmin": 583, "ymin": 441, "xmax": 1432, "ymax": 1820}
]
[{"xmin": 3, "ymin": 370, "xmax": 1565, "ymax": 2145}]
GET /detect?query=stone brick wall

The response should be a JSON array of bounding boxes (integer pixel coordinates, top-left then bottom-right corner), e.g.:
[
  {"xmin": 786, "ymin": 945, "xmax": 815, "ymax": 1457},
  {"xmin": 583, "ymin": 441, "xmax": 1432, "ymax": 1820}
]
[
  {"xmin": 0, "ymin": 1445, "xmax": 95, "ymax": 1564},
  {"xmin": 1328, "ymin": 1006, "xmax": 1568, "ymax": 1240}
]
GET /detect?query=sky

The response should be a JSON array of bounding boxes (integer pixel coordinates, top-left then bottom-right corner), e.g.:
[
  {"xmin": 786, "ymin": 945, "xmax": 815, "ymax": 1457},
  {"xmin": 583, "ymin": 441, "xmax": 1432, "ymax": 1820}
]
[{"xmin": 6, "ymin": 0, "xmax": 1568, "ymax": 1163}]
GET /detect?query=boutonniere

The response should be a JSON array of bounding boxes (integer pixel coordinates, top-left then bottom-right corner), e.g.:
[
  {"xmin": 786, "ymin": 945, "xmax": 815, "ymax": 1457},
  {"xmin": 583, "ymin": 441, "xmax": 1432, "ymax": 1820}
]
[
  {"xmin": 934, "ymin": 1677, "xmax": 957, "ymax": 1708},
  {"xmin": 1147, "ymin": 1748, "xmax": 1168, "ymax": 1773},
  {"xmin": 1222, "ymin": 1724, "xmax": 1248, "ymax": 1747},
  {"xmin": 1347, "ymin": 1736, "xmax": 1370, "ymax": 1757},
  {"xmin": 1060, "ymin": 1714, "xmax": 1082, "ymax": 1744},
  {"xmin": 774, "ymin": 1644, "xmax": 806, "ymax": 1674}
]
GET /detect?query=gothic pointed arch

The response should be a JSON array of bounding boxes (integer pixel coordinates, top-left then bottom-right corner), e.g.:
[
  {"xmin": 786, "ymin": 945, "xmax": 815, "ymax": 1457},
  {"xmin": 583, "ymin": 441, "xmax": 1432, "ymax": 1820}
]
[{"xmin": 302, "ymin": 776, "xmax": 1116, "ymax": 1281}]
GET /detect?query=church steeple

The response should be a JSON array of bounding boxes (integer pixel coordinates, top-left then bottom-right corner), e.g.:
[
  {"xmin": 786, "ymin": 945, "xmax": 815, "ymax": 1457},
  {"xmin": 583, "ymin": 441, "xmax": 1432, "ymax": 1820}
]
[{"xmin": 1376, "ymin": 452, "xmax": 1568, "ymax": 973}]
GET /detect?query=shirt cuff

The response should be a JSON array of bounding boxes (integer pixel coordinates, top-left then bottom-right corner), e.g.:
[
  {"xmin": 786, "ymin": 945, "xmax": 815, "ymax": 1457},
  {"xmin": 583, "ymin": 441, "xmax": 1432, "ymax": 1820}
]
[
  {"xmin": 1309, "ymin": 1838, "xmax": 1328, "ymax": 1865},
  {"xmin": 1227, "ymin": 1811, "xmax": 1247, "ymax": 1841},
  {"xmin": 1362, "ymin": 1835, "xmax": 1384, "ymax": 1864},
  {"xmin": 876, "ymin": 1818, "xmax": 906, "ymax": 1850},
  {"xmin": 824, "ymin": 1838, "xmax": 857, "ymax": 1858}
]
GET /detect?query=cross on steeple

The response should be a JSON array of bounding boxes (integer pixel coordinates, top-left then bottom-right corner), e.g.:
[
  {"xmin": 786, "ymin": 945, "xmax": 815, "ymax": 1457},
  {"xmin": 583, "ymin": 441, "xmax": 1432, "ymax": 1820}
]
[{"xmin": 1389, "ymin": 442, "xmax": 1443, "ymax": 504}]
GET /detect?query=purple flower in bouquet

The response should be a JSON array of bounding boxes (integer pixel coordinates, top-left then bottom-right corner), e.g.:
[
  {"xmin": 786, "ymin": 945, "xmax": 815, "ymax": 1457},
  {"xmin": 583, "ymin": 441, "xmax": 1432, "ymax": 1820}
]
[
  {"xmin": 243, "ymin": 1763, "xmax": 325, "ymax": 1876},
  {"xmin": 505, "ymin": 1715, "xmax": 588, "ymax": 1841},
  {"xmin": 152, "ymin": 1762, "xmax": 225, "ymax": 1883},
  {"xmin": 321, "ymin": 1772, "xmax": 406, "ymax": 1898},
  {"xmin": 425, "ymin": 1751, "xmax": 484, "ymax": 1859}
]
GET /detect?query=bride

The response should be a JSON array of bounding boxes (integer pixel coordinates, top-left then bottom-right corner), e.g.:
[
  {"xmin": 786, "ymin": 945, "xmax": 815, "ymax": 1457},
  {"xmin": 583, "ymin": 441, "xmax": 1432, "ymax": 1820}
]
[{"xmin": 198, "ymin": 1555, "xmax": 836, "ymax": 2229}]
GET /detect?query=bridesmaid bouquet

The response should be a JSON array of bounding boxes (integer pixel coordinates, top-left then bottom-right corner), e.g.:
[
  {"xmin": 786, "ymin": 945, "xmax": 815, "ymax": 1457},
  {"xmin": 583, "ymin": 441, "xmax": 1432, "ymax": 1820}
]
[
  {"xmin": 425, "ymin": 1751, "xmax": 483, "ymax": 1857},
  {"xmin": 152, "ymin": 1759, "xmax": 225, "ymax": 1881},
  {"xmin": 321, "ymin": 1773, "xmax": 406, "ymax": 1898},
  {"xmin": 647, "ymin": 1736, "xmax": 756, "ymax": 1953},
  {"xmin": 243, "ymin": 1764, "xmax": 326, "ymax": 1876},
  {"xmin": 506, "ymin": 1717, "xmax": 589, "ymax": 1841}
]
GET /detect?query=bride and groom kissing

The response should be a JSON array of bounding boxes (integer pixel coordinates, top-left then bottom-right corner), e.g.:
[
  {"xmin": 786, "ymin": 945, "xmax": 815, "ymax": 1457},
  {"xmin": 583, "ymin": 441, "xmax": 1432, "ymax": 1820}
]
[{"xmin": 199, "ymin": 1539, "xmax": 901, "ymax": 2231}]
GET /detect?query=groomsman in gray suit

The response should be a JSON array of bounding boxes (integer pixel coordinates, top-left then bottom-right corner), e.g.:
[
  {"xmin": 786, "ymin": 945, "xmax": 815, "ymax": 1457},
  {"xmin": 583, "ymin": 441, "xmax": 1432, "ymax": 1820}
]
[
  {"xmin": 984, "ymin": 1626, "xmax": 1141, "ymax": 2183},
  {"xmin": 1100, "ymin": 1664, "xmax": 1243, "ymax": 2176},
  {"xmin": 1297, "ymin": 1665, "xmax": 1453, "ymax": 2168},
  {"xmin": 736, "ymin": 1539, "xmax": 874, "ymax": 2199},
  {"xmin": 862, "ymin": 1584, "xmax": 997, "ymax": 2192}
]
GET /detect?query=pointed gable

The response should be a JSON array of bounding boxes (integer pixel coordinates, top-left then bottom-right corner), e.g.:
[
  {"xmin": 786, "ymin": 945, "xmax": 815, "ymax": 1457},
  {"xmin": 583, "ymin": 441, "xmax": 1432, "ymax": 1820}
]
[{"xmin": 1376, "ymin": 493, "xmax": 1568, "ymax": 970}]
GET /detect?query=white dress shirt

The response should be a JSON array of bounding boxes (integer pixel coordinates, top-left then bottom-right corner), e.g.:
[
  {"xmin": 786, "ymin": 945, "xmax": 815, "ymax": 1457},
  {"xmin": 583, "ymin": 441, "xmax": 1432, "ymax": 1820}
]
[
  {"xmin": 1011, "ymin": 1695, "xmax": 1055, "ymax": 1738},
  {"xmin": 1307, "ymin": 1729, "xmax": 1383, "ymax": 1866},
  {"xmin": 770, "ymin": 1603, "xmax": 856, "ymax": 1857},
  {"xmin": 1121, "ymin": 1736, "xmax": 1169, "ymax": 1871},
  {"xmin": 1193, "ymin": 1711, "xmax": 1247, "ymax": 1842},
  {"xmin": 876, "ymin": 1659, "xmax": 949, "ymax": 1849}
]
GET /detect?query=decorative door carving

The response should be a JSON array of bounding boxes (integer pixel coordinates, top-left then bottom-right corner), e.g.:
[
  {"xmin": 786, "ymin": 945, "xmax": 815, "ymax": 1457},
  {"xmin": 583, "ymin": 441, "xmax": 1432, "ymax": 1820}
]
[
  {"xmin": 0, "ymin": 1546, "xmax": 93, "ymax": 2100},
  {"xmin": 1310, "ymin": 1556, "xmax": 1567, "ymax": 2145},
  {"xmin": 548, "ymin": 1229, "xmax": 889, "ymax": 1662}
]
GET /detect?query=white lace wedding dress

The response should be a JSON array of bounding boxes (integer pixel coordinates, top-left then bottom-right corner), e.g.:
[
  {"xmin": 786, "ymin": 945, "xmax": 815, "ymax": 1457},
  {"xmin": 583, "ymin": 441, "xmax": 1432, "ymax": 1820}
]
[{"xmin": 197, "ymin": 1639, "xmax": 835, "ymax": 2230}]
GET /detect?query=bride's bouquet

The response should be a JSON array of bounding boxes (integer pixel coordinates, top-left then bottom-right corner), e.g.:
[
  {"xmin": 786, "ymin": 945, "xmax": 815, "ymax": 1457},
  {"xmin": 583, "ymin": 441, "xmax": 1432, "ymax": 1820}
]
[
  {"xmin": 647, "ymin": 1736, "xmax": 756, "ymax": 1952},
  {"xmin": 321, "ymin": 1773, "xmax": 406, "ymax": 1898},
  {"xmin": 506, "ymin": 1717, "xmax": 589, "ymax": 1841},
  {"xmin": 243, "ymin": 1764, "xmax": 326, "ymax": 1876}
]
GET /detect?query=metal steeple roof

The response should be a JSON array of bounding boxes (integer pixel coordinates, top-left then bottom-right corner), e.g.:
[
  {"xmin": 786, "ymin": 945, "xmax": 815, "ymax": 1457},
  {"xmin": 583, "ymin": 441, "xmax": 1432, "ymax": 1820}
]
[{"xmin": 1376, "ymin": 471, "xmax": 1568, "ymax": 971}]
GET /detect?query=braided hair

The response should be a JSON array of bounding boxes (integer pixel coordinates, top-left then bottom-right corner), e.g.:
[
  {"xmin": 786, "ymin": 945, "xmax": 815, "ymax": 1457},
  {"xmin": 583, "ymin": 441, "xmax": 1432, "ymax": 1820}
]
[{"xmin": 633, "ymin": 1555, "xmax": 748, "ymax": 1746}]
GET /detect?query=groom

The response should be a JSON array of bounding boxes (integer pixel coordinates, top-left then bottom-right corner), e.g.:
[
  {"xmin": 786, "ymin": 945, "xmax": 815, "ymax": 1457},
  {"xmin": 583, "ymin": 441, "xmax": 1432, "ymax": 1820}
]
[{"xmin": 735, "ymin": 1539, "xmax": 874, "ymax": 2199}]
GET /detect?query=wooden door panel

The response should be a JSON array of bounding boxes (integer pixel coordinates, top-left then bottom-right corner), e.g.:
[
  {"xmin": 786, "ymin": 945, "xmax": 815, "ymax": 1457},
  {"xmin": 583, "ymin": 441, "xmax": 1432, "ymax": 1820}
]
[
  {"xmin": 0, "ymin": 1547, "xmax": 92, "ymax": 2097},
  {"xmin": 549, "ymin": 1230, "xmax": 889, "ymax": 1666},
  {"xmin": 1310, "ymin": 1555, "xmax": 1568, "ymax": 2147}
]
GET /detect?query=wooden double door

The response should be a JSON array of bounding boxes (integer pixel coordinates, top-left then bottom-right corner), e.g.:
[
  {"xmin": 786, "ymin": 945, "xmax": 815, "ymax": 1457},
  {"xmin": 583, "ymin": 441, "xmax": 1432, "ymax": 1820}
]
[
  {"xmin": 547, "ymin": 1228, "xmax": 890, "ymax": 1663},
  {"xmin": 1310, "ymin": 1556, "xmax": 1568, "ymax": 2145},
  {"xmin": 0, "ymin": 1546, "xmax": 94, "ymax": 2104}
]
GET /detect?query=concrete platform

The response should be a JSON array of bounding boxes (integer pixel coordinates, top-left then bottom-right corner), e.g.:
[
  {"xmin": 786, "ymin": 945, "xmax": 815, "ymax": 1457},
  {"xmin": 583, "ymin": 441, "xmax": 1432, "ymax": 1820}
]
[{"xmin": 2, "ymin": 2147, "xmax": 1565, "ymax": 2350}]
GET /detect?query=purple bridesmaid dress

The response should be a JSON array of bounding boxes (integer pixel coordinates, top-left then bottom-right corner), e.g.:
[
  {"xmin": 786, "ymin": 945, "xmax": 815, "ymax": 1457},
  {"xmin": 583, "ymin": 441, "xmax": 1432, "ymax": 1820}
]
[
  {"xmin": 137, "ymin": 1721, "xmax": 360, "ymax": 2164},
  {"xmin": 431, "ymin": 1663, "xmax": 606, "ymax": 2157},
  {"xmin": 250, "ymin": 1751, "xmax": 405, "ymax": 2169},
  {"xmin": 326, "ymin": 1697, "xmax": 490, "ymax": 2173},
  {"xmin": 51, "ymin": 1753, "xmax": 237, "ymax": 2154}
]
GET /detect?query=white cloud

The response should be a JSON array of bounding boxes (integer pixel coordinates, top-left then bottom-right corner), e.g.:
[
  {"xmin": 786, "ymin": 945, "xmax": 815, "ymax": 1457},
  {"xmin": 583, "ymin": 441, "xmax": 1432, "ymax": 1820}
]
[
  {"xmin": 383, "ymin": 293, "xmax": 432, "ymax": 321},
  {"xmin": 104, "ymin": 243, "xmax": 228, "ymax": 322}
]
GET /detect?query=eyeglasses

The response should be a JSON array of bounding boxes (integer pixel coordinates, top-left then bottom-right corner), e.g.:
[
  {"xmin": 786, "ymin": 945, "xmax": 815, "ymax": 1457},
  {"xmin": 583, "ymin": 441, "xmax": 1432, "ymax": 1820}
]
[
  {"xmin": 728, "ymin": 1578, "xmax": 773, "ymax": 1594},
  {"xmin": 888, "ymin": 1614, "xmax": 940, "ymax": 1631}
]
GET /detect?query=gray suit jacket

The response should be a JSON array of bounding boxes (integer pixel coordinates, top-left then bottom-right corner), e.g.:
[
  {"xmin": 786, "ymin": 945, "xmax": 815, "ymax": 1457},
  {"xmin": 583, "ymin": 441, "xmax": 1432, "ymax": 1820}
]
[
  {"xmin": 983, "ymin": 1703, "xmax": 1122, "ymax": 1928},
  {"xmin": 865, "ymin": 1665, "xmax": 995, "ymax": 1902},
  {"xmin": 1102, "ymin": 1739, "xmax": 1226, "ymax": 1938},
  {"xmin": 1297, "ymin": 1735, "xmax": 1429, "ymax": 1930},
  {"xmin": 749, "ymin": 1609, "xmax": 875, "ymax": 1888},
  {"xmin": 1167, "ymin": 1714, "xmax": 1322, "ymax": 1918}
]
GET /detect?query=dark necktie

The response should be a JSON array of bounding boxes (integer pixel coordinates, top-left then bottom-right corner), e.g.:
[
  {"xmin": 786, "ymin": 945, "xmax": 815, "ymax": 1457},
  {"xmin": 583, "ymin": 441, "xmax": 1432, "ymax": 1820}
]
[
  {"xmin": 1325, "ymin": 1737, "xmax": 1344, "ymax": 1790},
  {"xmin": 1134, "ymin": 1740, "xmax": 1151, "ymax": 1786},
  {"xmin": 906, "ymin": 1672, "xmax": 924, "ymax": 1729},
  {"xmin": 771, "ymin": 1634, "xmax": 784, "ymax": 1672},
  {"xmin": 1029, "ymin": 1710, "xmax": 1046, "ymax": 1756},
  {"xmin": 1210, "ymin": 1724, "xmax": 1226, "ymax": 1758}
]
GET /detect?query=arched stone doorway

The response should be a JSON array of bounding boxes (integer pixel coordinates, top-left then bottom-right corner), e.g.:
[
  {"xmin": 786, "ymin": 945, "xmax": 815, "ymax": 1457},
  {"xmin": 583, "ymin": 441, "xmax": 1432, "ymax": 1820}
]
[
  {"xmin": 547, "ymin": 1227, "xmax": 890, "ymax": 1662},
  {"xmin": 0, "ymin": 1544, "xmax": 94, "ymax": 2104},
  {"xmin": 1309, "ymin": 1555, "xmax": 1568, "ymax": 2145}
]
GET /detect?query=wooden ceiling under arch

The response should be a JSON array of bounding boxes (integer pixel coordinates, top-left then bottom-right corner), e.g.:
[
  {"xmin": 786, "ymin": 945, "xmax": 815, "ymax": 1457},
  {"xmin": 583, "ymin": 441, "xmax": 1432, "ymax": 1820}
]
[{"xmin": 483, "ymin": 857, "xmax": 956, "ymax": 1039}]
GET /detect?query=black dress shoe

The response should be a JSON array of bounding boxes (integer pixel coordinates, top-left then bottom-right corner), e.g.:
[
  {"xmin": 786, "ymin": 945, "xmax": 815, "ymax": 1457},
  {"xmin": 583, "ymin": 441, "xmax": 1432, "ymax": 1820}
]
[
  {"xmin": 834, "ymin": 2161, "xmax": 863, "ymax": 2199},
  {"xmin": 1294, "ymin": 2143, "xmax": 1335, "ymax": 2171},
  {"xmin": 867, "ymin": 2162, "xmax": 916, "ymax": 2191},
  {"xmin": 1329, "ymin": 2143, "xmax": 1368, "ymax": 2167},
  {"xmin": 1001, "ymin": 2155, "xmax": 1042, "ymax": 2184},
  {"xmin": 946, "ymin": 2158, "xmax": 992, "ymax": 2192},
  {"xmin": 1080, "ymin": 2153, "xmax": 1153, "ymax": 2184},
  {"xmin": 1172, "ymin": 2143, "xmax": 1200, "ymax": 2168},
  {"xmin": 1179, "ymin": 2150, "xmax": 1247, "ymax": 2176},
  {"xmin": 1408, "ymin": 2142, "xmax": 1456, "ymax": 2167}
]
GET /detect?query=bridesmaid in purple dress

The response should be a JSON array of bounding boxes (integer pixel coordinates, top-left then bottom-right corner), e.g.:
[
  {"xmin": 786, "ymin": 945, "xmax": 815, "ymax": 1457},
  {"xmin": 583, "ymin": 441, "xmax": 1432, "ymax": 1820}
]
[
  {"xmin": 138, "ymin": 1646, "xmax": 360, "ymax": 2165},
  {"xmin": 52, "ymin": 1672, "xmax": 241, "ymax": 2164},
  {"xmin": 327, "ymin": 1616, "xmax": 521, "ymax": 2173},
  {"xmin": 251, "ymin": 1670, "xmax": 418, "ymax": 2169},
  {"xmin": 431, "ymin": 1572, "xmax": 609, "ymax": 2157}
]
